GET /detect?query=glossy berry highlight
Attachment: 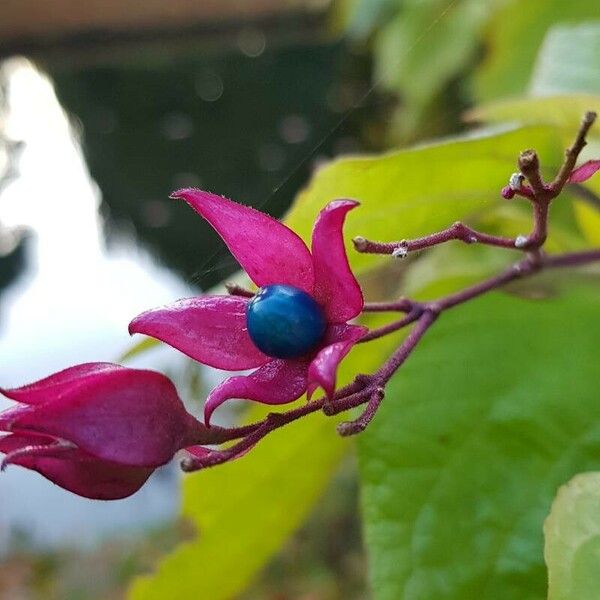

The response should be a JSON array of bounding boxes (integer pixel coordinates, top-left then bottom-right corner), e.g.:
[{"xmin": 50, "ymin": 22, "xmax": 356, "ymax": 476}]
[{"xmin": 246, "ymin": 284, "xmax": 327, "ymax": 359}]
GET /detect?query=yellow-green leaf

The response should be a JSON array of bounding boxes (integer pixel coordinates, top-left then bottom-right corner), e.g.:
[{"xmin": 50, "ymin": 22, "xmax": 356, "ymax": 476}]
[
  {"xmin": 285, "ymin": 125, "xmax": 562, "ymax": 276},
  {"xmin": 469, "ymin": 95, "xmax": 600, "ymax": 142},
  {"xmin": 574, "ymin": 201, "xmax": 600, "ymax": 245},
  {"xmin": 128, "ymin": 312, "xmax": 399, "ymax": 600},
  {"xmin": 544, "ymin": 472, "xmax": 600, "ymax": 600}
]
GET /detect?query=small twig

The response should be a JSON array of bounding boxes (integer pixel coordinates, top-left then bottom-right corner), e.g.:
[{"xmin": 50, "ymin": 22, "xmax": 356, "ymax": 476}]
[
  {"xmin": 337, "ymin": 387, "xmax": 385, "ymax": 436},
  {"xmin": 363, "ymin": 298, "xmax": 414, "ymax": 313},
  {"xmin": 518, "ymin": 149, "xmax": 546, "ymax": 196},
  {"xmin": 542, "ymin": 248, "xmax": 600, "ymax": 269},
  {"xmin": 353, "ymin": 221, "xmax": 518, "ymax": 256},
  {"xmin": 338, "ymin": 311, "xmax": 437, "ymax": 436},
  {"xmin": 551, "ymin": 111, "xmax": 597, "ymax": 193},
  {"xmin": 358, "ymin": 309, "xmax": 422, "ymax": 343}
]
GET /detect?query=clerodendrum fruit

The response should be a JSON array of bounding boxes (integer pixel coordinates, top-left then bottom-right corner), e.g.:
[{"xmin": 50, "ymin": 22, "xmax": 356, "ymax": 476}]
[{"xmin": 246, "ymin": 284, "xmax": 326, "ymax": 358}]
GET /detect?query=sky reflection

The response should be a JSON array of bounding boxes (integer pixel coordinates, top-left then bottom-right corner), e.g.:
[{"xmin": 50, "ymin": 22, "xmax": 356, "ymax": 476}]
[{"xmin": 0, "ymin": 58, "xmax": 195, "ymax": 552}]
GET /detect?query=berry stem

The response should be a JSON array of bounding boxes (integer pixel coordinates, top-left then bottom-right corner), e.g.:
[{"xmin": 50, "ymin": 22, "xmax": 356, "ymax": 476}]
[{"xmin": 183, "ymin": 112, "xmax": 600, "ymax": 471}]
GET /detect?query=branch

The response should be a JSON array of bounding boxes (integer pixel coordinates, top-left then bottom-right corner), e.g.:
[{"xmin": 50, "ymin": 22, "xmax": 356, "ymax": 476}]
[
  {"xmin": 353, "ymin": 222, "xmax": 518, "ymax": 256},
  {"xmin": 195, "ymin": 246, "xmax": 600, "ymax": 462},
  {"xmin": 183, "ymin": 112, "xmax": 600, "ymax": 473},
  {"xmin": 352, "ymin": 112, "xmax": 598, "ymax": 259},
  {"xmin": 551, "ymin": 111, "xmax": 597, "ymax": 193}
]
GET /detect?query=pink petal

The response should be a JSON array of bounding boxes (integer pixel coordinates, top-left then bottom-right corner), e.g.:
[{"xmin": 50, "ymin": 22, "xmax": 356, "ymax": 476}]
[
  {"xmin": 569, "ymin": 160, "xmax": 600, "ymax": 183},
  {"xmin": 0, "ymin": 363, "xmax": 122, "ymax": 405},
  {"xmin": 0, "ymin": 405, "xmax": 35, "ymax": 431},
  {"xmin": 1, "ymin": 434, "xmax": 153, "ymax": 500},
  {"xmin": 311, "ymin": 200, "xmax": 363, "ymax": 322},
  {"xmin": 204, "ymin": 359, "xmax": 309, "ymax": 424},
  {"xmin": 0, "ymin": 431, "xmax": 55, "ymax": 454},
  {"xmin": 307, "ymin": 324, "xmax": 367, "ymax": 399},
  {"xmin": 8, "ymin": 367, "xmax": 199, "ymax": 467},
  {"xmin": 172, "ymin": 189, "xmax": 315, "ymax": 292},
  {"xmin": 129, "ymin": 296, "xmax": 269, "ymax": 370}
]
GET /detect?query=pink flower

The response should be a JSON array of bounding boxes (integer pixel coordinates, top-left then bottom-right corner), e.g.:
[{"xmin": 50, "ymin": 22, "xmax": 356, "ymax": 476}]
[
  {"xmin": 129, "ymin": 190, "xmax": 366, "ymax": 424},
  {"xmin": 0, "ymin": 363, "xmax": 210, "ymax": 500}
]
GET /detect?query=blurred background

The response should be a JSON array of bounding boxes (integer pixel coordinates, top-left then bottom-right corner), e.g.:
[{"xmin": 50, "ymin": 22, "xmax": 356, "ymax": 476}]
[
  {"xmin": 0, "ymin": 2, "xmax": 382, "ymax": 598},
  {"xmin": 1, "ymin": 1, "xmax": 598, "ymax": 598}
]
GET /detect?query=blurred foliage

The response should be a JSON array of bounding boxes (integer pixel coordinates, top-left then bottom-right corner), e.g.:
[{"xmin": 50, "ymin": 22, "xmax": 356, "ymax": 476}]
[
  {"xmin": 0, "ymin": 521, "xmax": 187, "ymax": 600},
  {"xmin": 342, "ymin": 0, "xmax": 600, "ymax": 142},
  {"xmin": 347, "ymin": 0, "xmax": 491, "ymax": 141},
  {"xmin": 544, "ymin": 472, "xmax": 600, "ymax": 600},
  {"xmin": 528, "ymin": 23, "xmax": 600, "ymax": 97},
  {"xmin": 473, "ymin": 0, "xmax": 600, "ymax": 102},
  {"xmin": 470, "ymin": 21, "xmax": 600, "ymax": 137},
  {"xmin": 240, "ymin": 459, "xmax": 368, "ymax": 600},
  {"xmin": 0, "ymin": 462, "xmax": 368, "ymax": 600}
]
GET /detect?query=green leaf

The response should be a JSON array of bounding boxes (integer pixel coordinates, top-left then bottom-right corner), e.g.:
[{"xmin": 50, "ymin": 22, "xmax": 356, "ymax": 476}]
[
  {"xmin": 372, "ymin": 0, "xmax": 489, "ymax": 101},
  {"xmin": 473, "ymin": 0, "xmax": 600, "ymax": 101},
  {"xmin": 358, "ymin": 284, "xmax": 600, "ymax": 599},
  {"xmin": 129, "ymin": 409, "xmax": 347, "ymax": 600},
  {"xmin": 574, "ymin": 202, "xmax": 600, "ymax": 245},
  {"xmin": 285, "ymin": 125, "xmax": 562, "ymax": 276},
  {"xmin": 128, "ymin": 312, "xmax": 399, "ymax": 600},
  {"xmin": 469, "ymin": 20, "xmax": 600, "ymax": 136},
  {"xmin": 469, "ymin": 95, "xmax": 600, "ymax": 139},
  {"xmin": 544, "ymin": 472, "xmax": 600, "ymax": 600},
  {"xmin": 529, "ymin": 23, "xmax": 600, "ymax": 96},
  {"xmin": 118, "ymin": 336, "xmax": 159, "ymax": 362}
]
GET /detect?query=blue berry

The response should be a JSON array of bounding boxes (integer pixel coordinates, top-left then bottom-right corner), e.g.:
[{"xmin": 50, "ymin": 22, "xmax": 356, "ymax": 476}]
[{"xmin": 246, "ymin": 285, "xmax": 327, "ymax": 359}]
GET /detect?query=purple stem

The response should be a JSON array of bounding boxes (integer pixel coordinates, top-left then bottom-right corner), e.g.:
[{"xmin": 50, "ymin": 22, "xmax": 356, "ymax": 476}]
[
  {"xmin": 183, "ymin": 111, "xmax": 600, "ymax": 470},
  {"xmin": 188, "ymin": 245, "xmax": 600, "ymax": 466},
  {"xmin": 353, "ymin": 221, "xmax": 519, "ymax": 256},
  {"xmin": 358, "ymin": 310, "xmax": 422, "ymax": 343},
  {"xmin": 338, "ymin": 311, "xmax": 438, "ymax": 435},
  {"xmin": 363, "ymin": 298, "xmax": 414, "ymax": 312}
]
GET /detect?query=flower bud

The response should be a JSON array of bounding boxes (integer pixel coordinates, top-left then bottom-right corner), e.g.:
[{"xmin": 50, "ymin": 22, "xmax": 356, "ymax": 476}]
[{"xmin": 0, "ymin": 363, "xmax": 209, "ymax": 499}]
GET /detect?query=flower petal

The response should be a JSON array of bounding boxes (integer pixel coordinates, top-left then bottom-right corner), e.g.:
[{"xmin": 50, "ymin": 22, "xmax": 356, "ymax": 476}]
[
  {"xmin": 0, "ymin": 405, "xmax": 35, "ymax": 431},
  {"xmin": 569, "ymin": 160, "xmax": 600, "ymax": 183},
  {"xmin": 1, "ymin": 434, "xmax": 153, "ymax": 500},
  {"xmin": 307, "ymin": 324, "xmax": 367, "ymax": 399},
  {"xmin": 7, "ymin": 367, "xmax": 199, "ymax": 467},
  {"xmin": 129, "ymin": 296, "xmax": 269, "ymax": 370},
  {"xmin": 311, "ymin": 200, "xmax": 363, "ymax": 322},
  {"xmin": 0, "ymin": 363, "xmax": 122, "ymax": 405},
  {"xmin": 204, "ymin": 359, "xmax": 309, "ymax": 424},
  {"xmin": 172, "ymin": 189, "xmax": 314, "ymax": 292}
]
